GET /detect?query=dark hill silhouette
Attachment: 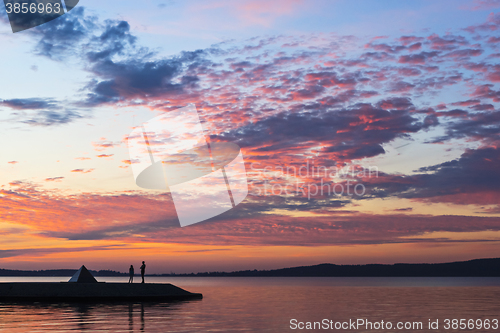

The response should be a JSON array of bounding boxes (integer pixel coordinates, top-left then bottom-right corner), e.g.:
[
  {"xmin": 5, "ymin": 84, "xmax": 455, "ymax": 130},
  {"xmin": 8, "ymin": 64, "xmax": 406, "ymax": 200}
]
[
  {"xmin": 1, "ymin": 258, "xmax": 499, "ymax": 277},
  {"xmin": 162, "ymin": 258, "xmax": 500, "ymax": 277}
]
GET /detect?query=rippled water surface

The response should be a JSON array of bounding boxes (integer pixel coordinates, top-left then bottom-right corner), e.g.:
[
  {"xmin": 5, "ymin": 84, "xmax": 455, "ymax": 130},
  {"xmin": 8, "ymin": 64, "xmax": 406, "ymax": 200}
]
[{"xmin": 0, "ymin": 277, "xmax": 499, "ymax": 332}]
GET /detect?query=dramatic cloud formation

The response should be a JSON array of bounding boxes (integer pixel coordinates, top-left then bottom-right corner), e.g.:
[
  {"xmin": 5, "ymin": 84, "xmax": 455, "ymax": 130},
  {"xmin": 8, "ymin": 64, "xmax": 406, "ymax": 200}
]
[
  {"xmin": 0, "ymin": 181, "xmax": 179, "ymax": 240},
  {"xmin": 1, "ymin": 181, "xmax": 499, "ymax": 247},
  {"xmin": 360, "ymin": 147, "xmax": 500, "ymax": 206},
  {"xmin": 14, "ymin": 7, "xmax": 500, "ymax": 212},
  {"xmin": 1, "ymin": 5, "xmax": 499, "ymax": 270}
]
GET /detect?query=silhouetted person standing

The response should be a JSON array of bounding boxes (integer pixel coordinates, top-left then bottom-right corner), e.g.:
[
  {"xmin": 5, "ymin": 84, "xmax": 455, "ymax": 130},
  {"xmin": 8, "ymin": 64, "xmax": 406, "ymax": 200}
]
[
  {"xmin": 140, "ymin": 261, "xmax": 146, "ymax": 283},
  {"xmin": 129, "ymin": 265, "xmax": 134, "ymax": 283}
]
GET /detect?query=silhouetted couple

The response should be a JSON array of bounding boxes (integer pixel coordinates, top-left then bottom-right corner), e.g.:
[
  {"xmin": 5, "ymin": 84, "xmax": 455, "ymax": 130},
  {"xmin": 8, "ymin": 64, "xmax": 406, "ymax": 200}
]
[{"xmin": 128, "ymin": 261, "xmax": 146, "ymax": 283}]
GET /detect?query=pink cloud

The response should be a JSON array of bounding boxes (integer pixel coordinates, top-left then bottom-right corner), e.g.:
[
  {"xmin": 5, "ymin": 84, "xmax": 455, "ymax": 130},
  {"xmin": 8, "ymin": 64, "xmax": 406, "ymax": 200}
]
[
  {"xmin": 398, "ymin": 51, "xmax": 439, "ymax": 64},
  {"xmin": 398, "ymin": 36, "xmax": 424, "ymax": 45},
  {"xmin": 464, "ymin": 12, "xmax": 500, "ymax": 33},
  {"xmin": 71, "ymin": 168, "xmax": 95, "ymax": 174},
  {"xmin": 463, "ymin": 0, "xmax": 500, "ymax": 11}
]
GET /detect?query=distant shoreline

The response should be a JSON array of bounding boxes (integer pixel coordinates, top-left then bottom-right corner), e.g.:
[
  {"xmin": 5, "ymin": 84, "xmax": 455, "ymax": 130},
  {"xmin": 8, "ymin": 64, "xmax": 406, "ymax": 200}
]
[{"xmin": 1, "ymin": 258, "xmax": 499, "ymax": 277}]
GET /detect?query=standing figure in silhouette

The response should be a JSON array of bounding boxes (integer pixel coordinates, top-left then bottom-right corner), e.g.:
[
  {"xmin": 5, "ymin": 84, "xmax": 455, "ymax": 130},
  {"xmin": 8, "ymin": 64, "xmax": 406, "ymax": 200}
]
[
  {"xmin": 129, "ymin": 265, "xmax": 134, "ymax": 283},
  {"xmin": 140, "ymin": 261, "xmax": 146, "ymax": 284}
]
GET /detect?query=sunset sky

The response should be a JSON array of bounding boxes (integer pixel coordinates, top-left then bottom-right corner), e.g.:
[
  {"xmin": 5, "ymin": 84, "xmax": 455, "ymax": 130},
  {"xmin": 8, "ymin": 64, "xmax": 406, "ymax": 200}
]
[{"xmin": 0, "ymin": 0, "xmax": 499, "ymax": 274}]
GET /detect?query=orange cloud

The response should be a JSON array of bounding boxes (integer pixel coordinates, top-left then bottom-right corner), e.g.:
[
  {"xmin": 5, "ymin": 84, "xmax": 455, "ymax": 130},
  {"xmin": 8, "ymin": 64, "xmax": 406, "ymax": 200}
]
[
  {"xmin": 92, "ymin": 139, "xmax": 121, "ymax": 151},
  {"xmin": 121, "ymin": 159, "xmax": 139, "ymax": 164},
  {"xmin": 71, "ymin": 168, "xmax": 95, "ymax": 174}
]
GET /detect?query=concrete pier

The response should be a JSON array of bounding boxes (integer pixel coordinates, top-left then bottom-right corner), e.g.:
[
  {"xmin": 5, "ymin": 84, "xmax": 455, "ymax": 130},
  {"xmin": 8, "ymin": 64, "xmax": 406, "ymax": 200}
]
[{"xmin": 0, "ymin": 283, "xmax": 203, "ymax": 302}]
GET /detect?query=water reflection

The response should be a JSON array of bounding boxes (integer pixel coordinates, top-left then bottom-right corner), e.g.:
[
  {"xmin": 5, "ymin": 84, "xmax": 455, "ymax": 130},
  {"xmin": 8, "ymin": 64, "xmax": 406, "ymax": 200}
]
[
  {"xmin": 125, "ymin": 302, "xmax": 146, "ymax": 331},
  {"xmin": 0, "ymin": 278, "xmax": 499, "ymax": 332},
  {"xmin": 141, "ymin": 303, "xmax": 145, "ymax": 331},
  {"xmin": 129, "ymin": 303, "xmax": 134, "ymax": 331},
  {"xmin": 74, "ymin": 303, "xmax": 92, "ymax": 331},
  {"xmin": 0, "ymin": 300, "xmax": 201, "ymax": 332}
]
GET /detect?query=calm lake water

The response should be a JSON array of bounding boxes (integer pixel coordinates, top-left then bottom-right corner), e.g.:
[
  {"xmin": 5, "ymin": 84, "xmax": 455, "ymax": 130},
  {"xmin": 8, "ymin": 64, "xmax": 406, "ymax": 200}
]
[{"xmin": 0, "ymin": 277, "xmax": 499, "ymax": 332}]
